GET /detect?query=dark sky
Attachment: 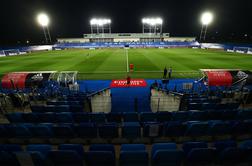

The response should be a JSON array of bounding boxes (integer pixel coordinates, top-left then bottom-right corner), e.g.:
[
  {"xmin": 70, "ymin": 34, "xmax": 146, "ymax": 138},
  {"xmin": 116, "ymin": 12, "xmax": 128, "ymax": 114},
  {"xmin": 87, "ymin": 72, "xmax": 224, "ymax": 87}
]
[{"xmin": 1, "ymin": 0, "xmax": 252, "ymax": 45}]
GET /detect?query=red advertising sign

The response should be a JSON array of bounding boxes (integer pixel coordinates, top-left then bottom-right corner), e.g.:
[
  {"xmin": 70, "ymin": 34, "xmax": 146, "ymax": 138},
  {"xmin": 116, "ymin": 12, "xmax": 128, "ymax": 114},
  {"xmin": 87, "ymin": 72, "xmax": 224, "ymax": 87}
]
[
  {"xmin": 1, "ymin": 72, "xmax": 29, "ymax": 89},
  {"xmin": 110, "ymin": 79, "xmax": 147, "ymax": 88},
  {"xmin": 207, "ymin": 71, "xmax": 233, "ymax": 86}
]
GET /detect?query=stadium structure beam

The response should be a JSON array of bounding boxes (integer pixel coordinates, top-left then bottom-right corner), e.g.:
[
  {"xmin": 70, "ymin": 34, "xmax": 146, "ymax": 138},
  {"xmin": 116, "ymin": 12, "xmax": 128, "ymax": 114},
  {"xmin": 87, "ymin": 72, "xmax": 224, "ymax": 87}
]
[{"xmin": 200, "ymin": 12, "xmax": 213, "ymax": 41}]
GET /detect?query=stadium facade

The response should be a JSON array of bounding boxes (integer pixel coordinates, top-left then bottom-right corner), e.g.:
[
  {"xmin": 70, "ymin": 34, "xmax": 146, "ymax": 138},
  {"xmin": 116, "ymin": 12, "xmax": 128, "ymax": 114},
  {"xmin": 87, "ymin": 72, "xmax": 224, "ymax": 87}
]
[{"xmin": 57, "ymin": 33, "xmax": 196, "ymax": 43}]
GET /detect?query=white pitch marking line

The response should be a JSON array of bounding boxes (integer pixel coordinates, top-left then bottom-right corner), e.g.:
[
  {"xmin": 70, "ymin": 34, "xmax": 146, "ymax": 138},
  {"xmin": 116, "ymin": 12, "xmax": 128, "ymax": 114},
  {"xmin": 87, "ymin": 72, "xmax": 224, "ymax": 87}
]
[{"xmin": 125, "ymin": 49, "xmax": 129, "ymax": 72}]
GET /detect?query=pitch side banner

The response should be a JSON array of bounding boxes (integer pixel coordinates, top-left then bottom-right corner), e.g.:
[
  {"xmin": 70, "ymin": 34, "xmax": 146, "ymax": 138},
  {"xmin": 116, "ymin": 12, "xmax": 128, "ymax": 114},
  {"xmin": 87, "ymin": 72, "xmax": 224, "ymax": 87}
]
[
  {"xmin": 110, "ymin": 79, "xmax": 147, "ymax": 88},
  {"xmin": 1, "ymin": 72, "xmax": 52, "ymax": 89}
]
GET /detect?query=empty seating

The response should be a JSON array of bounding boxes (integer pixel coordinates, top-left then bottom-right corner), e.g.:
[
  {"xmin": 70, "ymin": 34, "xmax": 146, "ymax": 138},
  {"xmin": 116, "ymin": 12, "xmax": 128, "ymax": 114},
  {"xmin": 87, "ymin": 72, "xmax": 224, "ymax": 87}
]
[
  {"xmin": 185, "ymin": 148, "xmax": 215, "ymax": 166},
  {"xmin": 152, "ymin": 143, "xmax": 183, "ymax": 166},
  {"xmin": 98, "ymin": 123, "xmax": 118, "ymax": 139},
  {"xmin": 26, "ymin": 144, "xmax": 52, "ymax": 155},
  {"xmin": 48, "ymin": 150, "xmax": 83, "ymax": 166},
  {"xmin": 122, "ymin": 122, "xmax": 141, "ymax": 139},
  {"xmin": 86, "ymin": 144, "xmax": 115, "ymax": 166},
  {"xmin": 59, "ymin": 144, "xmax": 84, "ymax": 157},
  {"xmin": 123, "ymin": 112, "xmax": 139, "ymax": 122}
]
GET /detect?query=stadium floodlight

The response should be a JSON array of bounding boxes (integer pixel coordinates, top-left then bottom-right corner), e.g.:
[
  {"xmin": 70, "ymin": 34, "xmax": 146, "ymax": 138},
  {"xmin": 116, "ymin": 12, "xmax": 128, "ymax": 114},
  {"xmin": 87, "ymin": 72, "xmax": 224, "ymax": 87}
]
[
  {"xmin": 201, "ymin": 12, "xmax": 213, "ymax": 25},
  {"xmin": 90, "ymin": 18, "xmax": 111, "ymax": 26},
  {"xmin": 200, "ymin": 11, "xmax": 214, "ymax": 41},
  {"xmin": 36, "ymin": 13, "xmax": 52, "ymax": 43},
  {"xmin": 142, "ymin": 17, "xmax": 163, "ymax": 34},
  {"xmin": 142, "ymin": 17, "xmax": 163, "ymax": 25},
  {"xmin": 37, "ymin": 13, "xmax": 49, "ymax": 27},
  {"xmin": 90, "ymin": 18, "xmax": 112, "ymax": 35}
]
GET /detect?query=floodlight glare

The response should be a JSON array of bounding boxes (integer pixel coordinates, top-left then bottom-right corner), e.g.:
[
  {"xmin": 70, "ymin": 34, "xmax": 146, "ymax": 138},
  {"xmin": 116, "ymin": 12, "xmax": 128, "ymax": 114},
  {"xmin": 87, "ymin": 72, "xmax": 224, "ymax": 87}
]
[
  {"xmin": 37, "ymin": 13, "xmax": 49, "ymax": 27},
  {"xmin": 90, "ymin": 18, "xmax": 111, "ymax": 26},
  {"xmin": 201, "ymin": 12, "xmax": 213, "ymax": 25},
  {"xmin": 142, "ymin": 17, "xmax": 163, "ymax": 25}
]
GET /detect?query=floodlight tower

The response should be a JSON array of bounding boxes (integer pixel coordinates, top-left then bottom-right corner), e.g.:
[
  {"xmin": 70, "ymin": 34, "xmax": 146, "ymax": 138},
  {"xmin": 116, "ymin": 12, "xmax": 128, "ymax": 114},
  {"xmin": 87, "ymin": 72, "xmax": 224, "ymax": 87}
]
[
  {"xmin": 90, "ymin": 18, "xmax": 111, "ymax": 35},
  {"xmin": 142, "ymin": 17, "xmax": 163, "ymax": 34},
  {"xmin": 37, "ymin": 13, "xmax": 52, "ymax": 44},
  {"xmin": 200, "ymin": 12, "xmax": 213, "ymax": 41}
]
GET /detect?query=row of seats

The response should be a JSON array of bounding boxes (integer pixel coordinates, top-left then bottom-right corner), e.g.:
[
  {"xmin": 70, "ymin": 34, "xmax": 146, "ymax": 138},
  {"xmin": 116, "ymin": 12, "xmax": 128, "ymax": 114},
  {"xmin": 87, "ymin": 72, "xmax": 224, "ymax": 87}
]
[
  {"xmin": 187, "ymin": 102, "xmax": 240, "ymax": 110},
  {"xmin": 1, "ymin": 120, "xmax": 252, "ymax": 140},
  {"xmin": 31, "ymin": 105, "xmax": 84, "ymax": 113},
  {"xmin": 6, "ymin": 109, "xmax": 252, "ymax": 124},
  {"xmin": 1, "ymin": 140, "xmax": 252, "ymax": 166}
]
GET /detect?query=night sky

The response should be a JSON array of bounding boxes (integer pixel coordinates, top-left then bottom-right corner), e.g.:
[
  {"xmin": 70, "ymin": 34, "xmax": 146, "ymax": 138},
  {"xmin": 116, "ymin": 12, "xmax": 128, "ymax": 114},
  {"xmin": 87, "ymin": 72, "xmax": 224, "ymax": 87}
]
[{"xmin": 1, "ymin": 0, "xmax": 252, "ymax": 45}]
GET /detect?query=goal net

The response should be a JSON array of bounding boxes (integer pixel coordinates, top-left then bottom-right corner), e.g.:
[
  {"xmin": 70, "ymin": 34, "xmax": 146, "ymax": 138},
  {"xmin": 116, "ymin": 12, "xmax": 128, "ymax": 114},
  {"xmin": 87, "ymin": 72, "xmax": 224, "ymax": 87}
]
[
  {"xmin": 233, "ymin": 47, "xmax": 250, "ymax": 54},
  {"xmin": 3, "ymin": 49, "xmax": 20, "ymax": 56}
]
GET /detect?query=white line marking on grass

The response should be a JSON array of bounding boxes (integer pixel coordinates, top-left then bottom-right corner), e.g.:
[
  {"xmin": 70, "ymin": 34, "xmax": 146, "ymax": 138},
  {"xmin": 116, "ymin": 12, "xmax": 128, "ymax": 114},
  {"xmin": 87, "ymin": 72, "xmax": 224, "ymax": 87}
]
[{"xmin": 125, "ymin": 49, "xmax": 129, "ymax": 72}]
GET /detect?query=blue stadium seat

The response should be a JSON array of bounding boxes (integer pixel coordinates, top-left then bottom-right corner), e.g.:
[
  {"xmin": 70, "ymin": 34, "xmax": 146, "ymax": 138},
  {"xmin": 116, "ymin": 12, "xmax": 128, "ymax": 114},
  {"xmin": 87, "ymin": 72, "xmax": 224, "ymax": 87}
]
[
  {"xmin": 143, "ymin": 122, "xmax": 162, "ymax": 137},
  {"xmin": 156, "ymin": 112, "xmax": 172, "ymax": 122},
  {"xmin": 37, "ymin": 112, "xmax": 56, "ymax": 123},
  {"xmin": 185, "ymin": 121, "xmax": 208, "ymax": 136},
  {"xmin": 8, "ymin": 124, "xmax": 32, "ymax": 138},
  {"xmin": 55, "ymin": 105, "xmax": 70, "ymax": 112},
  {"xmin": 22, "ymin": 113, "xmax": 39, "ymax": 123},
  {"xmin": 239, "ymin": 140, "xmax": 252, "ymax": 150},
  {"xmin": 172, "ymin": 111, "xmax": 189, "ymax": 121},
  {"xmin": 221, "ymin": 110, "xmax": 238, "ymax": 120},
  {"xmin": 29, "ymin": 124, "xmax": 53, "ymax": 138},
  {"xmin": 182, "ymin": 142, "xmax": 208, "ymax": 155},
  {"xmin": 26, "ymin": 144, "xmax": 52, "ymax": 155},
  {"xmin": 151, "ymin": 143, "xmax": 177, "ymax": 158},
  {"xmin": 21, "ymin": 152, "xmax": 45, "ymax": 166},
  {"xmin": 121, "ymin": 144, "xmax": 146, "ymax": 151},
  {"xmin": 238, "ymin": 110, "xmax": 252, "ymax": 120},
  {"xmin": 89, "ymin": 144, "xmax": 115, "ymax": 157},
  {"xmin": 122, "ymin": 122, "xmax": 141, "ymax": 139},
  {"xmin": 164, "ymin": 121, "xmax": 186, "ymax": 137},
  {"xmin": 106, "ymin": 112, "xmax": 122, "ymax": 123},
  {"xmin": 75, "ymin": 123, "xmax": 97, "ymax": 138},
  {"xmin": 59, "ymin": 144, "xmax": 84, "ymax": 157},
  {"xmin": 123, "ymin": 112, "xmax": 139, "ymax": 122},
  {"xmin": 120, "ymin": 151, "xmax": 149, "ymax": 166},
  {"xmin": 208, "ymin": 121, "xmax": 232, "ymax": 136},
  {"xmin": 48, "ymin": 150, "xmax": 83, "ymax": 166},
  {"xmin": 52, "ymin": 124, "xmax": 75, "ymax": 138},
  {"xmin": 91, "ymin": 113, "xmax": 107, "ymax": 123},
  {"xmin": 140, "ymin": 112, "xmax": 157, "ymax": 122},
  {"xmin": 188, "ymin": 110, "xmax": 207, "ymax": 121},
  {"xmin": 70, "ymin": 105, "xmax": 84, "ymax": 112},
  {"xmin": 152, "ymin": 150, "xmax": 184, "ymax": 166},
  {"xmin": 45, "ymin": 105, "xmax": 56, "ymax": 112},
  {"xmin": 0, "ymin": 151, "xmax": 20, "ymax": 166},
  {"xmin": 98, "ymin": 123, "xmax": 118, "ymax": 139},
  {"xmin": 0, "ymin": 144, "xmax": 23, "ymax": 152},
  {"xmin": 72, "ymin": 113, "xmax": 90, "ymax": 123},
  {"xmin": 218, "ymin": 147, "xmax": 245, "ymax": 165},
  {"xmin": 55, "ymin": 113, "xmax": 74, "ymax": 123},
  {"xmin": 185, "ymin": 148, "xmax": 215, "ymax": 166},
  {"xmin": 213, "ymin": 140, "xmax": 237, "ymax": 153},
  {"xmin": 6, "ymin": 113, "xmax": 24, "ymax": 123},
  {"xmin": 85, "ymin": 151, "xmax": 115, "ymax": 166},
  {"xmin": 31, "ymin": 105, "xmax": 44, "ymax": 113}
]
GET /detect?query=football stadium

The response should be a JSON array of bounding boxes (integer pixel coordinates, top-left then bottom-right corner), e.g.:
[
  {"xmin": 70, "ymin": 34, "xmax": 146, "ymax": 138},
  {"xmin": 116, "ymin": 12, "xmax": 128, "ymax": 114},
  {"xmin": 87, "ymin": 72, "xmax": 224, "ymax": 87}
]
[{"xmin": 0, "ymin": 0, "xmax": 252, "ymax": 165}]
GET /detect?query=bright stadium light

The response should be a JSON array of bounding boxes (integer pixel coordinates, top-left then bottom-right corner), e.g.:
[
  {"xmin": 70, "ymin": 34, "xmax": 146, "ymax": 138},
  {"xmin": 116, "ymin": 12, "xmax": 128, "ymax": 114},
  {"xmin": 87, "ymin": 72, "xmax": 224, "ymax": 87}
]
[
  {"xmin": 142, "ymin": 17, "xmax": 163, "ymax": 34},
  {"xmin": 90, "ymin": 18, "xmax": 112, "ymax": 35},
  {"xmin": 199, "ymin": 11, "xmax": 214, "ymax": 41},
  {"xmin": 37, "ymin": 13, "xmax": 49, "ymax": 27},
  {"xmin": 90, "ymin": 18, "xmax": 111, "ymax": 26},
  {"xmin": 142, "ymin": 17, "xmax": 163, "ymax": 25},
  {"xmin": 36, "ymin": 13, "xmax": 52, "ymax": 43},
  {"xmin": 201, "ymin": 12, "xmax": 213, "ymax": 25}
]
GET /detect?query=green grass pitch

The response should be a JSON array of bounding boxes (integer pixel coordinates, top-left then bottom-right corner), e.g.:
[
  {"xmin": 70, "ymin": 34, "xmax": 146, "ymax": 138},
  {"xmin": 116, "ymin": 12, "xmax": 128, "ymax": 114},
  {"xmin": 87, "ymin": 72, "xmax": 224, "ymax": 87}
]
[{"xmin": 0, "ymin": 48, "xmax": 251, "ymax": 80}]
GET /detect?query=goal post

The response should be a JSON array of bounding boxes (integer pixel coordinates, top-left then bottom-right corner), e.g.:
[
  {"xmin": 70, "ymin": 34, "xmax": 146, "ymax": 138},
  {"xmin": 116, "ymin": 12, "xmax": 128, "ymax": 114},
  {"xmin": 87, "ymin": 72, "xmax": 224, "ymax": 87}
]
[{"xmin": 3, "ymin": 49, "xmax": 20, "ymax": 56}]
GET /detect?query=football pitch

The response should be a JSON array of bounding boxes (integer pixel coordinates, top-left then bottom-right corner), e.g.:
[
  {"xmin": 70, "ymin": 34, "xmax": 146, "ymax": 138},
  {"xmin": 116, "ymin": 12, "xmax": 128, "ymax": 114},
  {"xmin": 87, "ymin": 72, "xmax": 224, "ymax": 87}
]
[{"xmin": 0, "ymin": 48, "xmax": 251, "ymax": 80}]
